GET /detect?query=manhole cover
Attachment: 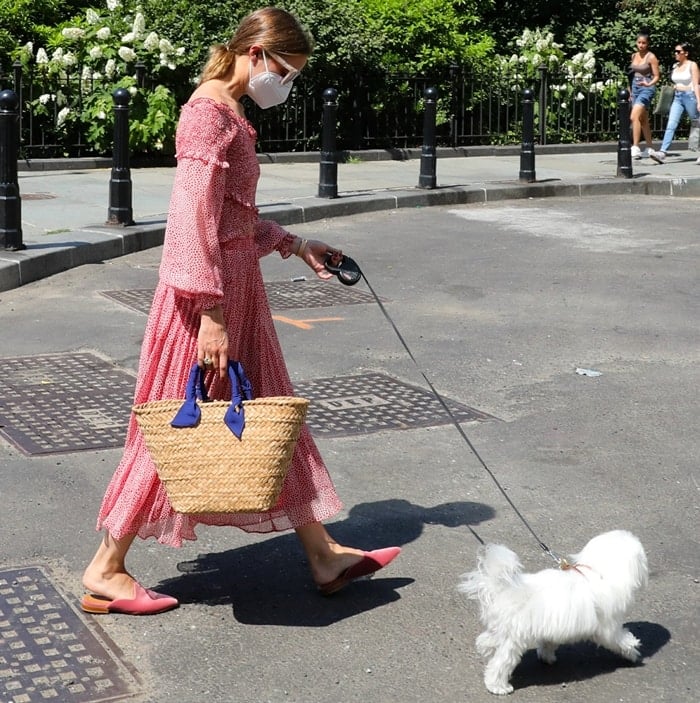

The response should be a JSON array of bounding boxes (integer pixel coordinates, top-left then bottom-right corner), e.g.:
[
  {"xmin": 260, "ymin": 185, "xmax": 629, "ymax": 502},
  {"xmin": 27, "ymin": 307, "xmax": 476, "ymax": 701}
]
[
  {"xmin": 0, "ymin": 566, "xmax": 140, "ymax": 703},
  {"xmin": 296, "ymin": 372, "xmax": 497, "ymax": 437},
  {"xmin": 264, "ymin": 280, "xmax": 376, "ymax": 309},
  {"xmin": 101, "ymin": 281, "xmax": 376, "ymax": 314},
  {"xmin": 100, "ymin": 289, "xmax": 153, "ymax": 315},
  {"xmin": 0, "ymin": 352, "xmax": 135, "ymax": 455}
]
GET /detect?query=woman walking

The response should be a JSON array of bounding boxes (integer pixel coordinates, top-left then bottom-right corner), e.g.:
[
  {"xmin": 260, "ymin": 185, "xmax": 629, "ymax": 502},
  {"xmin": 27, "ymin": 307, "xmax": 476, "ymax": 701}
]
[
  {"xmin": 650, "ymin": 42, "xmax": 700, "ymax": 164},
  {"xmin": 628, "ymin": 31, "xmax": 660, "ymax": 159},
  {"xmin": 81, "ymin": 7, "xmax": 400, "ymax": 616}
]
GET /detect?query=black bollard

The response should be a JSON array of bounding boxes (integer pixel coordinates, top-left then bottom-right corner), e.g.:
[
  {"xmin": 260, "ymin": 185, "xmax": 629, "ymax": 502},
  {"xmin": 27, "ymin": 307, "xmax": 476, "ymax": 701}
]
[
  {"xmin": 617, "ymin": 88, "xmax": 633, "ymax": 179},
  {"xmin": 318, "ymin": 87, "xmax": 338, "ymax": 199},
  {"xmin": 0, "ymin": 89, "xmax": 24, "ymax": 251},
  {"xmin": 519, "ymin": 88, "xmax": 536, "ymax": 183},
  {"xmin": 107, "ymin": 88, "xmax": 134, "ymax": 225},
  {"xmin": 418, "ymin": 86, "xmax": 438, "ymax": 189}
]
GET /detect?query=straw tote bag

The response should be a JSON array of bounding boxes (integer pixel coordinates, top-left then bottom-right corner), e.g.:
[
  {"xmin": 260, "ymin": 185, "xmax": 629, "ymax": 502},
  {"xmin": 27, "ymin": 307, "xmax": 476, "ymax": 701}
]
[{"xmin": 133, "ymin": 361, "xmax": 309, "ymax": 514}]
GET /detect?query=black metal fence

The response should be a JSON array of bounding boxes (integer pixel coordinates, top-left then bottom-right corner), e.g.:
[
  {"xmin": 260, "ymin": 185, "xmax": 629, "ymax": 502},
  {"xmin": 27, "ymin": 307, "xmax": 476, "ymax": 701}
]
[{"xmin": 0, "ymin": 62, "xmax": 675, "ymax": 156}]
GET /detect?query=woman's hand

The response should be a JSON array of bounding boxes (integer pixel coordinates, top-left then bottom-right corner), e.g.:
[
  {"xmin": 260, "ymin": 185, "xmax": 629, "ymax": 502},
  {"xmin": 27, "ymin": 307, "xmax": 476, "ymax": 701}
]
[
  {"xmin": 198, "ymin": 305, "xmax": 229, "ymax": 378},
  {"xmin": 295, "ymin": 237, "xmax": 341, "ymax": 280}
]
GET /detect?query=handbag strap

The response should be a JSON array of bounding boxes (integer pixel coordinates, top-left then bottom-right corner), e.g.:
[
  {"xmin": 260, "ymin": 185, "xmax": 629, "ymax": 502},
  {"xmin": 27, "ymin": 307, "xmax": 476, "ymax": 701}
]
[{"xmin": 170, "ymin": 361, "xmax": 254, "ymax": 439}]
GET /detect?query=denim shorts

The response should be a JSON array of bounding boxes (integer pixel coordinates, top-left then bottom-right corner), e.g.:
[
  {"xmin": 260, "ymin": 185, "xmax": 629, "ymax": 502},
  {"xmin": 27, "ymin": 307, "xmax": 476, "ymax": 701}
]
[{"xmin": 632, "ymin": 85, "xmax": 655, "ymax": 107}]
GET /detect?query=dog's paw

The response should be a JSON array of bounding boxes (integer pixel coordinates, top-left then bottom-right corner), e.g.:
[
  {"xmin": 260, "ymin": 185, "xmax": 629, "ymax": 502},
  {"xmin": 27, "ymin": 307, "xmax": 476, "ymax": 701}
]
[
  {"xmin": 485, "ymin": 674, "xmax": 514, "ymax": 695},
  {"xmin": 621, "ymin": 632, "xmax": 642, "ymax": 663},
  {"xmin": 485, "ymin": 681, "xmax": 514, "ymax": 695}
]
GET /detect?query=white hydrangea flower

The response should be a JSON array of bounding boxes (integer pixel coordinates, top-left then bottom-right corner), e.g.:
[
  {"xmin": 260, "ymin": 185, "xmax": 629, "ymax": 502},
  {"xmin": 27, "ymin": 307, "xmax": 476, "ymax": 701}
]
[
  {"xmin": 154, "ymin": 140, "xmax": 163, "ymax": 151},
  {"xmin": 159, "ymin": 38, "xmax": 174, "ymax": 54},
  {"xmin": 107, "ymin": 0, "xmax": 121, "ymax": 10},
  {"xmin": 38, "ymin": 94, "xmax": 53, "ymax": 105},
  {"xmin": 105, "ymin": 58, "xmax": 116, "ymax": 77},
  {"xmin": 36, "ymin": 48, "xmax": 49, "ymax": 64},
  {"xmin": 81, "ymin": 65, "xmax": 92, "ymax": 80},
  {"xmin": 92, "ymin": 71, "xmax": 103, "ymax": 80},
  {"xmin": 56, "ymin": 107, "xmax": 70, "ymax": 127},
  {"xmin": 560, "ymin": 102, "xmax": 567, "ymax": 109},
  {"xmin": 176, "ymin": 47, "xmax": 185, "ymax": 56},
  {"xmin": 118, "ymin": 46, "xmax": 137, "ymax": 62},
  {"xmin": 89, "ymin": 45, "xmax": 103, "ymax": 59},
  {"xmin": 122, "ymin": 32, "xmax": 135, "ymax": 43},
  {"xmin": 86, "ymin": 9, "xmax": 100, "ymax": 24},
  {"xmin": 52, "ymin": 47, "xmax": 65, "ymax": 61},
  {"xmin": 133, "ymin": 13, "xmax": 146, "ymax": 38},
  {"xmin": 96, "ymin": 27, "xmax": 111, "ymax": 40},
  {"xmin": 97, "ymin": 110, "xmax": 107, "ymax": 119},
  {"xmin": 129, "ymin": 86, "xmax": 138, "ymax": 96},
  {"xmin": 575, "ymin": 92, "xmax": 585, "ymax": 101},
  {"xmin": 23, "ymin": 41, "xmax": 34, "ymax": 55},
  {"xmin": 62, "ymin": 52, "xmax": 78, "ymax": 67},
  {"xmin": 61, "ymin": 27, "xmax": 86, "ymax": 40},
  {"xmin": 144, "ymin": 31, "xmax": 160, "ymax": 51}
]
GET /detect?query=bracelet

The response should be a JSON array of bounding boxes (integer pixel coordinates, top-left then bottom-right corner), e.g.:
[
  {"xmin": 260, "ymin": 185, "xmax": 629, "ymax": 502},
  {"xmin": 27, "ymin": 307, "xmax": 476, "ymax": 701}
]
[{"xmin": 296, "ymin": 238, "xmax": 308, "ymax": 257}]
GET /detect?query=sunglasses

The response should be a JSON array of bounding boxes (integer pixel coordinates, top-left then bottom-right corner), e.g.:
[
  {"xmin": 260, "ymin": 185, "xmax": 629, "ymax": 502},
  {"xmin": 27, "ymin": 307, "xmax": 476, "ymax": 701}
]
[
  {"xmin": 674, "ymin": 49, "xmax": 685, "ymax": 54},
  {"xmin": 266, "ymin": 50, "xmax": 301, "ymax": 86}
]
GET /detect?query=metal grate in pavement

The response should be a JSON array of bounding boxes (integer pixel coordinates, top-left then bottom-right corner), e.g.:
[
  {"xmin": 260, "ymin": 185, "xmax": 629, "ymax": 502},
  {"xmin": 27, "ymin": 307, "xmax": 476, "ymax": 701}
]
[
  {"xmin": 295, "ymin": 372, "xmax": 497, "ymax": 437},
  {"xmin": 0, "ymin": 566, "xmax": 140, "ymax": 703},
  {"xmin": 100, "ymin": 280, "xmax": 376, "ymax": 314},
  {"xmin": 264, "ymin": 280, "xmax": 376, "ymax": 309},
  {"xmin": 99, "ymin": 289, "xmax": 154, "ymax": 315},
  {"xmin": 0, "ymin": 352, "xmax": 135, "ymax": 455},
  {"xmin": 0, "ymin": 359, "xmax": 493, "ymax": 452}
]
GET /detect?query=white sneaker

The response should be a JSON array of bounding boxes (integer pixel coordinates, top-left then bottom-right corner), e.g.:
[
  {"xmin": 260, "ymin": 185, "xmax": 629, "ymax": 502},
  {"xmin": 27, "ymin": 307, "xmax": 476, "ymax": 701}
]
[
  {"xmin": 631, "ymin": 145, "xmax": 642, "ymax": 159},
  {"xmin": 640, "ymin": 148, "xmax": 650, "ymax": 158},
  {"xmin": 649, "ymin": 150, "xmax": 666, "ymax": 164}
]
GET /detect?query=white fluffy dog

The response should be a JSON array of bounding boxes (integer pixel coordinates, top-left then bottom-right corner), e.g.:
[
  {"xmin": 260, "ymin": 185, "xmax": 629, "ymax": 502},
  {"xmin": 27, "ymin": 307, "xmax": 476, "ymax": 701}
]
[{"xmin": 458, "ymin": 530, "xmax": 648, "ymax": 695}]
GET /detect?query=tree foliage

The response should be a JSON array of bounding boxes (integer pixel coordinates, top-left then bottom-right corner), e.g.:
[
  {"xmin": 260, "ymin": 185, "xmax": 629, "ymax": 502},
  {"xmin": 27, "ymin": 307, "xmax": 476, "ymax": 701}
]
[{"xmin": 358, "ymin": 0, "xmax": 495, "ymax": 72}]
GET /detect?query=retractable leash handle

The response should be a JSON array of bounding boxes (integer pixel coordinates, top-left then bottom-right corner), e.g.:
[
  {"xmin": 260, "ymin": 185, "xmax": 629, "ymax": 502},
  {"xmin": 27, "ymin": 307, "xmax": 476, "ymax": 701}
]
[{"xmin": 324, "ymin": 253, "xmax": 362, "ymax": 286}]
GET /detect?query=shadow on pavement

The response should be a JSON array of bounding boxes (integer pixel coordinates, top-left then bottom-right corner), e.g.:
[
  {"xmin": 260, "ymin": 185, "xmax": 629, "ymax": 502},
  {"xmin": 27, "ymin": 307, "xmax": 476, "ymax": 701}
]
[
  {"xmin": 154, "ymin": 498, "xmax": 494, "ymax": 626},
  {"xmin": 509, "ymin": 621, "xmax": 671, "ymax": 691}
]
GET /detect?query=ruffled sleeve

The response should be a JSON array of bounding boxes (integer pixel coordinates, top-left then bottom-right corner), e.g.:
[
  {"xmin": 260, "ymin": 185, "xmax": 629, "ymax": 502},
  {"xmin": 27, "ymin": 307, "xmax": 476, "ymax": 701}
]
[
  {"xmin": 255, "ymin": 218, "xmax": 297, "ymax": 259},
  {"xmin": 158, "ymin": 101, "xmax": 236, "ymax": 310}
]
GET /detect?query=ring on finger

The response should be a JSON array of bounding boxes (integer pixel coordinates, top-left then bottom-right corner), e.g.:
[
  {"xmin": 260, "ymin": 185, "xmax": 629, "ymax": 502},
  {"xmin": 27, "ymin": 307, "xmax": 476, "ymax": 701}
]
[{"xmin": 203, "ymin": 356, "xmax": 213, "ymax": 367}]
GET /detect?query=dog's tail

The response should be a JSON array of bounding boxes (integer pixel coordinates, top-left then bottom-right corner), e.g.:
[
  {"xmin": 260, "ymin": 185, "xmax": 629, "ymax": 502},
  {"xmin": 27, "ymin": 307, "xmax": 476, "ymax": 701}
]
[{"xmin": 458, "ymin": 543, "xmax": 523, "ymax": 605}]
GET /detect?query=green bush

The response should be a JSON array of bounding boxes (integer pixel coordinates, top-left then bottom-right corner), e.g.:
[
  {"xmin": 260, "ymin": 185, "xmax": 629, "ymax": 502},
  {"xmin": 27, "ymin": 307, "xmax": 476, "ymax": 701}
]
[{"xmin": 14, "ymin": 0, "xmax": 188, "ymax": 155}]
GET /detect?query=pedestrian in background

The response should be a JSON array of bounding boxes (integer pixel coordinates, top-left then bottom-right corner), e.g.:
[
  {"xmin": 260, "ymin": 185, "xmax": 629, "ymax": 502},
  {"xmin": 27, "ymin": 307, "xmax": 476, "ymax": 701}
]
[
  {"xmin": 650, "ymin": 42, "xmax": 700, "ymax": 164},
  {"xmin": 81, "ymin": 6, "xmax": 400, "ymax": 616},
  {"xmin": 628, "ymin": 30, "xmax": 660, "ymax": 159}
]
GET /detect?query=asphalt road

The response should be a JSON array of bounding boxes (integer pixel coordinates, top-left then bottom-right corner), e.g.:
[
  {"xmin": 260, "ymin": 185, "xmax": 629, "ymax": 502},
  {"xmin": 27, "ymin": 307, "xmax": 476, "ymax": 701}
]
[{"xmin": 0, "ymin": 195, "xmax": 698, "ymax": 703}]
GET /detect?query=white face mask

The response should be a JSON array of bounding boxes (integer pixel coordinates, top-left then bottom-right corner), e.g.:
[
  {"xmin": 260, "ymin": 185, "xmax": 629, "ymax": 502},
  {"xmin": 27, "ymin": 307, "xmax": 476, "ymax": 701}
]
[{"xmin": 247, "ymin": 51, "xmax": 293, "ymax": 109}]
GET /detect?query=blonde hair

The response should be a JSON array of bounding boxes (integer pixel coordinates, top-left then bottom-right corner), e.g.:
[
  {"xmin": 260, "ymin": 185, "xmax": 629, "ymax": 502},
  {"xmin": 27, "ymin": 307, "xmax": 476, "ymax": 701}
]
[{"xmin": 199, "ymin": 7, "xmax": 313, "ymax": 84}]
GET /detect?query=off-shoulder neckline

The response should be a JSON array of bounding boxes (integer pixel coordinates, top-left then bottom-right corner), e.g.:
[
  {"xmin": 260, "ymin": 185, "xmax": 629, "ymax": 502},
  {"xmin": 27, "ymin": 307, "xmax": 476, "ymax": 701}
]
[{"xmin": 184, "ymin": 97, "xmax": 255, "ymax": 130}]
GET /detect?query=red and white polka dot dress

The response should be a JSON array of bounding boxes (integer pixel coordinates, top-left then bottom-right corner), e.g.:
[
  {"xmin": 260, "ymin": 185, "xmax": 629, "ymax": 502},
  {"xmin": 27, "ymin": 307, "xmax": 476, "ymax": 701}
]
[{"xmin": 97, "ymin": 98, "xmax": 342, "ymax": 546}]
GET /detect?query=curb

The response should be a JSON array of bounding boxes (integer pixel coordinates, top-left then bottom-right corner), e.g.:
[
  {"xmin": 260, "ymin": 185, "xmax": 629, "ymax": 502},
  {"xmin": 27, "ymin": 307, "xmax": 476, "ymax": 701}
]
[
  {"xmin": 17, "ymin": 142, "xmax": 622, "ymax": 171},
  {"xmin": 3, "ymin": 173, "xmax": 700, "ymax": 294}
]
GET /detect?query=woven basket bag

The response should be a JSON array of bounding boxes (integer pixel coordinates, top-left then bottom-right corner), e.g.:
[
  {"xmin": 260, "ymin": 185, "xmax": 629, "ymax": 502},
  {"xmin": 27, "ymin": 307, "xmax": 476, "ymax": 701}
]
[{"xmin": 133, "ymin": 362, "xmax": 308, "ymax": 514}]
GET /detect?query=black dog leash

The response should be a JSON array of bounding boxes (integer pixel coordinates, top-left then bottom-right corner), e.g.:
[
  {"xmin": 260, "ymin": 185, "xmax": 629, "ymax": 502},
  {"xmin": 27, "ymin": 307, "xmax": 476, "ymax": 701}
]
[{"xmin": 325, "ymin": 254, "xmax": 563, "ymax": 566}]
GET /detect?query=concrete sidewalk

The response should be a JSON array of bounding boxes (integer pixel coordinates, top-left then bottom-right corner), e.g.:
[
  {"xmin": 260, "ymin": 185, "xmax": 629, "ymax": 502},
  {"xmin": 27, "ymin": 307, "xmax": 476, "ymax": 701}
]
[{"xmin": 3, "ymin": 144, "xmax": 700, "ymax": 292}]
